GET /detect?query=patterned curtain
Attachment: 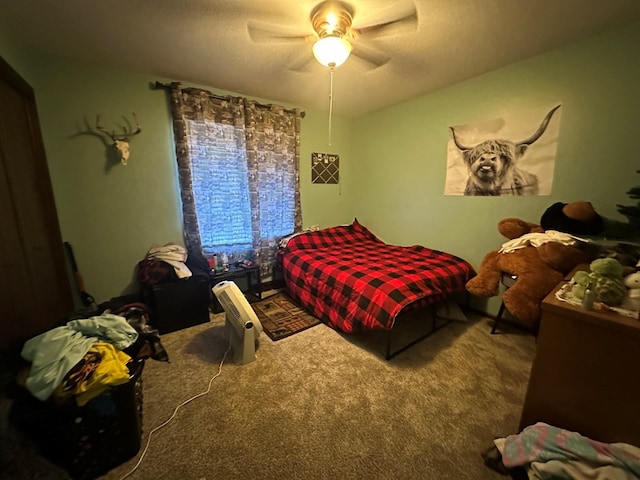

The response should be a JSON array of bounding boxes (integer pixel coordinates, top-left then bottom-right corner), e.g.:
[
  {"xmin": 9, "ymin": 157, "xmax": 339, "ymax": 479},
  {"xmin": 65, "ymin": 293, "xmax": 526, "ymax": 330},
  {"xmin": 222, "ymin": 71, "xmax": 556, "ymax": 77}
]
[
  {"xmin": 167, "ymin": 83, "xmax": 303, "ymax": 277},
  {"xmin": 244, "ymin": 100, "xmax": 303, "ymax": 276}
]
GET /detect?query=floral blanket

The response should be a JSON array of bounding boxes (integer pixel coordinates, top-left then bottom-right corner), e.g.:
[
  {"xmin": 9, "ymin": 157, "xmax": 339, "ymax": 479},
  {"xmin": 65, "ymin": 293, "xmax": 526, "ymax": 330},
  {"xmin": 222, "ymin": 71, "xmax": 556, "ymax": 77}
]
[{"xmin": 499, "ymin": 422, "xmax": 640, "ymax": 479}]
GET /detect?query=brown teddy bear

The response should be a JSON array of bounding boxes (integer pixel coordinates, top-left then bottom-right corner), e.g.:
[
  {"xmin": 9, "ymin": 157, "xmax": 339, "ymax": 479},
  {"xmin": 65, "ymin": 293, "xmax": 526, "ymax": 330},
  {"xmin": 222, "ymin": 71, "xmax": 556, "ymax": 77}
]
[{"xmin": 466, "ymin": 202, "xmax": 602, "ymax": 330}]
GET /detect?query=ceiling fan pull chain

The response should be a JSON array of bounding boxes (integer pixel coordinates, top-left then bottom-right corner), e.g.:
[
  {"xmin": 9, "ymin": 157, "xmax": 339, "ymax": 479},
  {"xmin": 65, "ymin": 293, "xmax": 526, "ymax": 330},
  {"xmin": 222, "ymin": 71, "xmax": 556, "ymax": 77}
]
[{"xmin": 328, "ymin": 66, "xmax": 334, "ymax": 145}]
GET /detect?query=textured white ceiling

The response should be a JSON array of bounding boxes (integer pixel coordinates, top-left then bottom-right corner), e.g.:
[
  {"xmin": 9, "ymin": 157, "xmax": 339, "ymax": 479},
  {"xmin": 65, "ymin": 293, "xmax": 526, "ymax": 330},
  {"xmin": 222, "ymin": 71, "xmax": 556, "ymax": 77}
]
[{"xmin": 1, "ymin": 0, "xmax": 639, "ymax": 117}]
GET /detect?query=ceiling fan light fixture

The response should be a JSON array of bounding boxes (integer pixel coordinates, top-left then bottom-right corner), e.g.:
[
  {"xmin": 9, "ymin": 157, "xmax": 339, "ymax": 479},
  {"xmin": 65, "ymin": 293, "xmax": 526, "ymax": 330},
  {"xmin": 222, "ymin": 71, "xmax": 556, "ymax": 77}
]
[{"xmin": 312, "ymin": 35, "xmax": 352, "ymax": 67}]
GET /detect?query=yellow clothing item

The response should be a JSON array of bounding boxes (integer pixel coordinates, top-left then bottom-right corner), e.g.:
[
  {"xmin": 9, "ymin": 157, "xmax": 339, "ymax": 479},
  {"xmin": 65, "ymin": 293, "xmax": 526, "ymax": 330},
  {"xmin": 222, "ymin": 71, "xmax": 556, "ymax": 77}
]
[{"xmin": 74, "ymin": 342, "xmax": 132, "ymax": 406}]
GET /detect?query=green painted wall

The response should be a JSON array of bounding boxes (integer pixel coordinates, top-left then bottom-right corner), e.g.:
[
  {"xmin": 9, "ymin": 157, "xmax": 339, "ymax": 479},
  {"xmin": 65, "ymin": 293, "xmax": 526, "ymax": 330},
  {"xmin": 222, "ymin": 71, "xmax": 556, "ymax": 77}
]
[
  {"xmin": 2, "ymin": 21, "xmax": 638, "ymax": 312},
  {"xmin": 351, "ymin": 21, "xmax": 640, "ymax": 314},
  {"xmin": 0, "ymin": 48, "xmax": 354, "ymax": 302},
  {"xmin": 299, "ymin": 109, "xmax": 355, "ymax": 229}
]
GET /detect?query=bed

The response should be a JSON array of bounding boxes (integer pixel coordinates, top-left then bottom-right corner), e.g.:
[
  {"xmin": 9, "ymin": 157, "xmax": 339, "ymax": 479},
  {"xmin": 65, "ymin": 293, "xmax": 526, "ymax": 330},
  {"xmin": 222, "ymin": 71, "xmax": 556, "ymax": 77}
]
[{"xmin": 279, "ymin": 219, "xmax": 476, "ymax": 358}]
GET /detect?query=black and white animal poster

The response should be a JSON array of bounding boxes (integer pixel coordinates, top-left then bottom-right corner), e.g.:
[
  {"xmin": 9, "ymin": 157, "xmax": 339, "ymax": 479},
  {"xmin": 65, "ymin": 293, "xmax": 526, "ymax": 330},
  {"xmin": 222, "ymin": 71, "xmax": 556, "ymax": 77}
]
[{"xmin": 444, "ymin": 104, "xmax": 562, "ymax": 196}]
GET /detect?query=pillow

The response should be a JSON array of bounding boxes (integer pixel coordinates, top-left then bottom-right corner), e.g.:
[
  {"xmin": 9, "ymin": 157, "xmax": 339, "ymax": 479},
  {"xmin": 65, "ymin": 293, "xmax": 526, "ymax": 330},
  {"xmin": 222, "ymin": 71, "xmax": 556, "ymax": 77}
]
[
  {"xmin": 351, "ymin": 218, "xmax": 380, "ymax": 242},
  {"xmin": 285, "ymin": 219, "xmax": 380, "ymax": 252}
]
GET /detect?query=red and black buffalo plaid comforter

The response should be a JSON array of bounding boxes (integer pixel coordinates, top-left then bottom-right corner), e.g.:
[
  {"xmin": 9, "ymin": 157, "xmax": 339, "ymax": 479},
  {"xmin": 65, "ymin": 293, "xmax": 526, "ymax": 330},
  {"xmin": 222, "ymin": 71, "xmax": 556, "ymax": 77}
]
[{"xmin": 281, "ymin": 220, "xmax": 475, "ymax": 333}]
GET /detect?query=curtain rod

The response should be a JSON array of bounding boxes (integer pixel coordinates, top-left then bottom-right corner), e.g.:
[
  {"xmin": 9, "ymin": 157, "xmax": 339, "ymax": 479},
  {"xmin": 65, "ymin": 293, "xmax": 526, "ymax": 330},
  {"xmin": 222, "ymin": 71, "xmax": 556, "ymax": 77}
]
[{"xmin": 152, "ymin": 81, "xmax": 305, "ymax": 118}]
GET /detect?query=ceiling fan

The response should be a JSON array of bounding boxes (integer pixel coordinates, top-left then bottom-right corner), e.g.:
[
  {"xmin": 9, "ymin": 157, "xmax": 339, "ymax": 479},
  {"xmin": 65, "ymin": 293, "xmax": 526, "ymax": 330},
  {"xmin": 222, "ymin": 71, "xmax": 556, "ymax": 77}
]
[{"xmin": 247, "ymin": 0, "xmax": 418, "ymax": 71}]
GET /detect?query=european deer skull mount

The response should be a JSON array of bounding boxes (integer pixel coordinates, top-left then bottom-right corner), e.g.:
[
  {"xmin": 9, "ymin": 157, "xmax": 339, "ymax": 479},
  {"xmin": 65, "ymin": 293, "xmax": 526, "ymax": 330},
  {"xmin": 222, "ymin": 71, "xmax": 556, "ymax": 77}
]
[{"xmin": 96, "ymin": 113, "xmax": 142, "ymax": 165}]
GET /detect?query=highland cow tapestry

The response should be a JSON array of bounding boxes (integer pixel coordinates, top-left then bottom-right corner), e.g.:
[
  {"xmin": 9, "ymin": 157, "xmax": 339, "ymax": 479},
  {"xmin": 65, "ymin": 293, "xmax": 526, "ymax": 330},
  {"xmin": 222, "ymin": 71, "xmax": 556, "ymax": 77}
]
[{"xmin": 444, "ymin": 104, "xmax": 562, "ymax": 196}]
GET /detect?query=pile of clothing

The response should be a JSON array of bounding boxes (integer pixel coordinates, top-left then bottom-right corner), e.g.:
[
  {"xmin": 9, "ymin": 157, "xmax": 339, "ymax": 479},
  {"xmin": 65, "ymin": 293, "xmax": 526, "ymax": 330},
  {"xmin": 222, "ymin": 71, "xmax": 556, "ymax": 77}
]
[
  {"xmin": 19, "ymin": 308, "xmax": 166, "ymax": 406},
  {"xmin": 137, "ymin": 243, "xmax": 200, "ymax": 305}
]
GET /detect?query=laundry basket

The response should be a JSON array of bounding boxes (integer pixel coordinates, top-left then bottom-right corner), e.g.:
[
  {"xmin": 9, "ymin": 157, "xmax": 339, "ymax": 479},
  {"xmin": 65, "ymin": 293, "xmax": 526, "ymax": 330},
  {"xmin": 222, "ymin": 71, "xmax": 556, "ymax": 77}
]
[{"xmin": 10, "ymin": 359, "xmax": 144, "ymax": 480}]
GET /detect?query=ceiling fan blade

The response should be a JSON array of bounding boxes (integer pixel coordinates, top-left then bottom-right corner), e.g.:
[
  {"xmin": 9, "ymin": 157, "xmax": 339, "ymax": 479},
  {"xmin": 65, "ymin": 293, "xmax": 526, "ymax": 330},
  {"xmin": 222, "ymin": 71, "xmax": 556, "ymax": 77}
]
[
  {"xmin": 289, "ymin": 52, "xmax": 318, "ymax": 72},
  {"xmin": 350, "ymin": 43, "xmax": 391, "ymax": 69},
  {"xmin": 352, "ymin": 3, "xmax": 418, "ymax": 39},
  {"xmin": 247, "ymin": 20, "xmax": 314, "ymax": 44}
]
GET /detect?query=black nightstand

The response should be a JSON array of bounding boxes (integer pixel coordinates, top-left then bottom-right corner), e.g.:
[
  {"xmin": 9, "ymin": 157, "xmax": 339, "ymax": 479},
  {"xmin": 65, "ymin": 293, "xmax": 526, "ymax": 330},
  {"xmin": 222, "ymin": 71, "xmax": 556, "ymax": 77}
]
[
  {"xmin": 150, "ymin": 275, "xmax": 211, "ymax": 334},
  {"xmin": 209, "ymin": 264, "xmax": 261, "ymax": 313}
]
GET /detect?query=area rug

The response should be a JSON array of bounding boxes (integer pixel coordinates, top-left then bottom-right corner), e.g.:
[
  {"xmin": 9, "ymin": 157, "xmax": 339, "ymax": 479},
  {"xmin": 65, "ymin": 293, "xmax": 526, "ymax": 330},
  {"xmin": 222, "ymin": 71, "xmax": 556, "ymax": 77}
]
[{"xmin": 252, "ymin": 291, "xmax": 321, "ymax": 341}]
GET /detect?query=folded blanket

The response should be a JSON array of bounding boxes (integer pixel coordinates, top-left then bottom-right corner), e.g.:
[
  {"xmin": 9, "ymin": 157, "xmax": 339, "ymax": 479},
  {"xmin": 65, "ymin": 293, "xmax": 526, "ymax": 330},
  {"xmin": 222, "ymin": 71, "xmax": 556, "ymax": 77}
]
[{"xmin": 499, "ymin": 230, "xmax": 587, "ymax": 253}]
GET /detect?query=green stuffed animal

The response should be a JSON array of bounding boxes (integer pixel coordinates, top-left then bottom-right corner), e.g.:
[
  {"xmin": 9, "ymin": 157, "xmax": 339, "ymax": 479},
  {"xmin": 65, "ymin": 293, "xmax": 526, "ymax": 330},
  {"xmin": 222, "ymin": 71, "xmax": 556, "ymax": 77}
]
[{"xmin": 571, "ymin": 257, "xmax": 628, "ymax": 306}]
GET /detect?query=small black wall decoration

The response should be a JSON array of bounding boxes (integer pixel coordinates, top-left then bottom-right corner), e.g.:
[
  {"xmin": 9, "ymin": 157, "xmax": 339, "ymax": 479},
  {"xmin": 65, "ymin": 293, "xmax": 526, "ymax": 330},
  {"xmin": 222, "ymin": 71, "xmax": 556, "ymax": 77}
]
[{"xmin": 312, "ymin": 152, "xmax": 339, "ymax": 184}]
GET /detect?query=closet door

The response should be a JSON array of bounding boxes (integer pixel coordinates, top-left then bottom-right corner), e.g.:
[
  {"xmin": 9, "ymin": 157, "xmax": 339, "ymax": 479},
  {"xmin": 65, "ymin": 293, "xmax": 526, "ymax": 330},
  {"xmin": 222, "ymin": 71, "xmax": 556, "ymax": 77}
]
[{"xmin": 0, "ymin": 55, "xmax": 73, "ymax": 349}]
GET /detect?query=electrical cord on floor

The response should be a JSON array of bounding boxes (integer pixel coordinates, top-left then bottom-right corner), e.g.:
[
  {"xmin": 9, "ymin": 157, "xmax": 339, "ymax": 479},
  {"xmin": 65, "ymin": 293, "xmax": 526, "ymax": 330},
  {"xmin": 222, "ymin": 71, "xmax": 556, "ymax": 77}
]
[{"xmin": 118, "ymin": 343, "xmax": 231, "ymax": 480}]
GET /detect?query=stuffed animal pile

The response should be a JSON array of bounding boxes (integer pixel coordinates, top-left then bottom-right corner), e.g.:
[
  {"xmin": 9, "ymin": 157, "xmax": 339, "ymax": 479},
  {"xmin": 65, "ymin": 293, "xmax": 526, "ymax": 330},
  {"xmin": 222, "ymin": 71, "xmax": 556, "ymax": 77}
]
[
  {"xmin": 466, "ymin": 201, "xmax": 602, "ymax": 330},
  {"xmin": 570, "ymin": 257, "xmax": 627, "ymax": 307}
]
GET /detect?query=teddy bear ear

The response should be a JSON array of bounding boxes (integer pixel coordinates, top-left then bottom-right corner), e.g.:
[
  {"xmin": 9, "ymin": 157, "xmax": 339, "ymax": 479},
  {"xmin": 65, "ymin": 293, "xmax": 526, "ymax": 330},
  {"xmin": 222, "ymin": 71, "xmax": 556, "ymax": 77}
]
[
  {"xmin": 563, "ymin": 202, "xmax": 598, "ymax": 223},
  {"xmin": 540, "ymin": 201, "xmax": 603, "ymax": 235}
]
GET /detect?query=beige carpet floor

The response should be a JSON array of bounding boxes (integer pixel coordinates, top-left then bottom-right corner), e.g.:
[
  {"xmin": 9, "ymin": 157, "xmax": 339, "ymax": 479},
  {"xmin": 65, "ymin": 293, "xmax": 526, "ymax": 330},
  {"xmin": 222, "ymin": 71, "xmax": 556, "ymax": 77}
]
[{"xmin": 92, "ymin": 306, "xmax": 536, "ymax": 480}]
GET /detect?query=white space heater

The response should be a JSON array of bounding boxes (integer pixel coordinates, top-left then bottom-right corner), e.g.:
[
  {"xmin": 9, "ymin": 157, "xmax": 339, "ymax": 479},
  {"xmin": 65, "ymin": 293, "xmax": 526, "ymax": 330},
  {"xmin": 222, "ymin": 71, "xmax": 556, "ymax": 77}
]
[{"xmin": 212, "ymin": 280, "xmax": 263, "ymax": 365}]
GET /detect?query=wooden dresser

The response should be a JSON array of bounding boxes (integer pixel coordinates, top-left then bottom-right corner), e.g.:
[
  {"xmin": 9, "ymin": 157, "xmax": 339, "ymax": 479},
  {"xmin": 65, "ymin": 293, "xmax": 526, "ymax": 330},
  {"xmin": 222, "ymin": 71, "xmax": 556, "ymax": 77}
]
[{"xmin": 519, "ymin": 272, "xmax": 640, "ymax": 446}]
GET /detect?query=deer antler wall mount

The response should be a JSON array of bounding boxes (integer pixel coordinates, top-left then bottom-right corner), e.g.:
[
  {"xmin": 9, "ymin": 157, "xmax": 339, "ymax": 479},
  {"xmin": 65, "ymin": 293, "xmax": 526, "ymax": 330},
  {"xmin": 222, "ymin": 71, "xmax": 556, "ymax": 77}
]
[{"xmin": 96, "ymin": 113, "xmax": 142, "ymax": 165}]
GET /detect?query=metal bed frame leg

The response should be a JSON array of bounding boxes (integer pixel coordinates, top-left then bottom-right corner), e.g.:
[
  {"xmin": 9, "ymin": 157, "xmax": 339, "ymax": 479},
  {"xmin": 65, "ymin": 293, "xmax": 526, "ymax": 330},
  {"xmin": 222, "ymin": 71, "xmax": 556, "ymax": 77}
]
[
  {"xmin": 384, "ymin": 303, "xmax": 450, "ymax": 360},
  {"xmin": 385, "ymin": 331, "xmax": 393, "ymax": 360}
]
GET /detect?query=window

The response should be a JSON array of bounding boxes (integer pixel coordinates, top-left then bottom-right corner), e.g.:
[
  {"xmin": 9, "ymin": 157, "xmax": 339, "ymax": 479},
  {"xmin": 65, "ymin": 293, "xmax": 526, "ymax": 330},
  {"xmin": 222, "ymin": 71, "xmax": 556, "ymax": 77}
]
[
  {"xmin": 166, "ymin": 84, "xmax": 303, "ymax": 276},
  {"xmin": 188, "ymin": 121, "xmax": 253, "ymax": 253}
]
